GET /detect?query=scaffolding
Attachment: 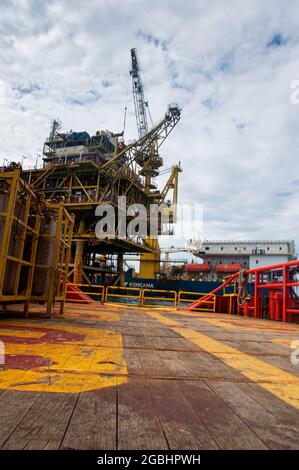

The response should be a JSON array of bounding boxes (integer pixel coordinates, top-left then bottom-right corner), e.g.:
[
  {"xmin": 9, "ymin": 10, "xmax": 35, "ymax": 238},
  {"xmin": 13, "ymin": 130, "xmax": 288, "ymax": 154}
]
[
  {"xmin": 0, "ymin": 168, "xmax": 41, "ymax": 315},
  {"xmin": 31, "ymin": 201, "xmax": 74, "ymax": 317},
  {"xmin": 0, "ymin": 168, "xmax": 74, "ymax": 317}
]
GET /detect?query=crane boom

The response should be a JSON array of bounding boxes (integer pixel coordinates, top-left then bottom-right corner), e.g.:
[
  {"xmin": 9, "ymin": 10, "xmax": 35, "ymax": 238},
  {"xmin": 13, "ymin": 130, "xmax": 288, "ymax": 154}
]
[
  {"xmin": 130, "ymin": 48, "xmax": 149, "ymax": 139},
  {"xmin": 160, "ymin": 164, "xmax": 182, "ymax": 203},
  {"xmin": 102, "ymin": 104, "xmax": 181, "ymax": 176}
]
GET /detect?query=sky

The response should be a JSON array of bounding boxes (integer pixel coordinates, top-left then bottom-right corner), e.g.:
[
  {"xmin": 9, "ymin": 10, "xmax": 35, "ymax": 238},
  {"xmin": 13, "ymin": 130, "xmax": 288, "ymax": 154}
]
[{"xmin": 1, "ymin": 0, "xmax": 299, "ymax": 253}]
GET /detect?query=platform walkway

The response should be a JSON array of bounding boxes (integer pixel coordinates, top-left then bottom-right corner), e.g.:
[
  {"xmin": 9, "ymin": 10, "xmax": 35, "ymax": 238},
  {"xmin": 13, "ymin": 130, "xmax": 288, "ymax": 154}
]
[{"xmin": 0, "ymin": 303, "xmax": 298, "ymax": 449}]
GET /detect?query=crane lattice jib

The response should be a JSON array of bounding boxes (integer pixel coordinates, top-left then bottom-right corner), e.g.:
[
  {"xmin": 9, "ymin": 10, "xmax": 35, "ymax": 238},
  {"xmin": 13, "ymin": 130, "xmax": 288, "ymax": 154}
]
[
  {"xmin": 130, "ymin": 48, "xmax": 149, "ymax": 139},
  {"xmin": 102, "ymin": 104, "xmax": 181, "ymax": 176}
]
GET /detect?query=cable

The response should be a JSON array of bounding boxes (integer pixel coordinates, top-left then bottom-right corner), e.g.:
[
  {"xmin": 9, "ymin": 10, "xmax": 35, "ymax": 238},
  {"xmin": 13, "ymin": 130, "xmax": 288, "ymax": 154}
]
[
  {"xmin": 237, "ymin": 269, "xmax": 249, "ymax": 306},
  {"xmin": 123, "ymin": 106, "xmax": 127, "ymax": 136},
  {"xmin": 122, "ymin": 75, "xmax": 131, "ymax": 139}
]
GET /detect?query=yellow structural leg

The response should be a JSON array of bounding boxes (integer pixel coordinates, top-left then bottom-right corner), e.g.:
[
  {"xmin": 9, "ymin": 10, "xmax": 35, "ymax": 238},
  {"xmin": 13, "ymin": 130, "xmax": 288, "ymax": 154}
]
[{"xmin": 138, "ymin": 238, "xmax": 160, "ymax": 279}]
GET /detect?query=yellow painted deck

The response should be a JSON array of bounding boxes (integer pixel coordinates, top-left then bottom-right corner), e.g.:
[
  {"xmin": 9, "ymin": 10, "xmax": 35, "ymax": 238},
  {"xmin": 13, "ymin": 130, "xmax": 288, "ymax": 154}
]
[{"xmin": 0, "ymin": 303, "xmax": 299, "ymax": 449}]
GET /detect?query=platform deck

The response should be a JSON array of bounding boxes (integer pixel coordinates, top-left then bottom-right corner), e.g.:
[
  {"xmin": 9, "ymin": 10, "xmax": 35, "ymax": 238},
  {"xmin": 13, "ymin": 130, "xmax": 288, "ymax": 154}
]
[{"xmin": 0, "ymin": 303, "xmax": 298, "ymax": 450}]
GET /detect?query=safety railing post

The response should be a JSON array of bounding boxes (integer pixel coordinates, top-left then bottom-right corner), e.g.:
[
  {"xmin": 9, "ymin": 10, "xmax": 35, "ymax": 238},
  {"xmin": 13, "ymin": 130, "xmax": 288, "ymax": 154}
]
[
  {"xmin": 99, "ymin": 285, "xmax": 105, "ymax": 303},
  {"xmin": 254, "ymin": 271, "xmax": 260, "ymax": 318},
  {"xmin": 282, "ymin": 266, "xmax": 288, "ymax": 322},
  {"xmin": 142, "ymin": 289, "xmax": 177, "ymax": 308},
  {"xmin": 65, "ymin": 283, "xmax": 105, "ymax": 304},
  {"xmin": 105, "ymin": 286, "xmax": 141, "ymax": 305},
  {"xmin": 178, "ymin": 291, "xmax": 216, "ymax": 312}
]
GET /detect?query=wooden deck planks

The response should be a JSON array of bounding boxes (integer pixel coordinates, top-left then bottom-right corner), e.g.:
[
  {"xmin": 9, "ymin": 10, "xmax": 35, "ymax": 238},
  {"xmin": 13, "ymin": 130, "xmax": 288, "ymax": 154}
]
[
  {"xmin": 117, "ymin": 378, "xmax": 168, "ymax": 450},
  {"xmin": 207, "ymin": 380, "xmax": 299, "ymax": 450},
  {"xmin": 123, "ymin": 349, "xmax": 144, "ymax": 376},
  {"xmin": 147, "ymin": 378, "xmax": 219, "ymax": 450},
  {"xmin": 237, "ymin": 382, "xmax": 299, "ymax": 425},
  {"xmin": 0, "ymin": 304, "xmax": 299, "ymax": 450},
  {"xmin": 137, "ymin": 349, "xmax": 172, "ymax": 378},
  {"xmin": 61, "ymin": 388, "xmax": 117, "ymax": 450},
  {"xmin": 178, "ymin": 380, "xmax": 268, "ymax": 450},
  {"xmin": 2, "ymin": 392, "xmax": 78, "ymax": 450},
  {"xmin": 157, "ymin": 349, "xmax": 242, "ymax": 381},
  {"xmin": 0, "ymin": 390, "xmax": 41, "ymax": 447}
]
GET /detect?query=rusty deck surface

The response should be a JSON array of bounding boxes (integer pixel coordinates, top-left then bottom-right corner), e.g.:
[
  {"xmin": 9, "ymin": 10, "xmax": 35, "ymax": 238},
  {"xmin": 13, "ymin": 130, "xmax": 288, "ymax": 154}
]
[{"xmin": 0, "ymin": 302, "xmax": 299, "ymax": 450}]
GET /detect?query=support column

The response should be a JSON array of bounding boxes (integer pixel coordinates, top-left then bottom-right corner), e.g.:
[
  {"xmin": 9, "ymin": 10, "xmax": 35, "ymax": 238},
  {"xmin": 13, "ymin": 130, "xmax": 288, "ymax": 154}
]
[
  {"xmin": 73, "ymin": 220, "xmax": 85, "ymax": 285},
  {"xmin": 282, "ymin": 266, "xmax": 288, "ymax": 322},
  {"xmin": 254, "ymin": 271, "xmax": 260, "ymax": 318},
  {"xmin": 138, "ymin": 237, "xmax": 160, "ymax": 279},
  {"xmin": 117, "ymin": 252, "xmax": 125, "ymax": 286}
]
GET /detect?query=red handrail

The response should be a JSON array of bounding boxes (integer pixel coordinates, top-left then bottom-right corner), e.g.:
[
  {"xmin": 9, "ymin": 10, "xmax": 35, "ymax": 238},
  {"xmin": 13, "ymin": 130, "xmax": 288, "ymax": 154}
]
[{"xmin": 186, "ymin": 259, "xmax": 299, "ymax": 322}]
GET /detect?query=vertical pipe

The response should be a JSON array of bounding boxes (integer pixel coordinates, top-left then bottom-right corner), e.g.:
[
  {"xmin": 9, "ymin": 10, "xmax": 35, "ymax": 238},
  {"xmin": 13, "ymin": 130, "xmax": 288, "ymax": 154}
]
[
  {"xmin": 0, "ymin": 170, "xmax": 19, "ymax": 295},
  {"xmin": 244, "ymin": 302, "xmax": 249, "ymax": 317},
  {"xmin": 73, "ymin": 220, "xmax": 85, "ymax": 285},
  {"xmin": 269, "ymin": 290, "xmax": 275, "ymax": 320},
  {"xmin": 274, "ymin": 292, "xmax": 282, "ymax": 321},
  {"xmin": 47, "ymin": 203, "xmax": 63, "ymax": 318},
  {"xmin": 254, "ymin": 271, "xmax": 260, "ymax": 318},
  {"xmin": 60, "ymin": 212, "xmax": 74, "ymax": 314},
  {"xmin": 118, "ymin": 252, "xmax": 125, "ymax": 286},
  {"xmin": 96, "ymin": 170, "xmax": 100, "ymax": 201},
  {"xmin": 282, "ymin": 265, "xmax": 288, "ymax": 322}
]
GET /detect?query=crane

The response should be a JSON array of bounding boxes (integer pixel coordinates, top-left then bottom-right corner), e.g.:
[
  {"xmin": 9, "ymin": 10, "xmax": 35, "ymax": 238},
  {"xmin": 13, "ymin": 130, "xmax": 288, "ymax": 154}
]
[
  {"xmin": 129, "ymin": 50, "xmax": 181, "ymax": 280},
  {"xmin": 130, "ymin": 47, "xmax": 162, "ymax": 194},
  {"xmin": 159, "ymin": 163, "xmax": 182, "ymax": 222},
  {"xmin": 130, "ymin": 48, "xmax": 150, "ymax": 139},
  {"xmin": 101, "ymin": 103, "xmax": 181, "ymax": 200}
]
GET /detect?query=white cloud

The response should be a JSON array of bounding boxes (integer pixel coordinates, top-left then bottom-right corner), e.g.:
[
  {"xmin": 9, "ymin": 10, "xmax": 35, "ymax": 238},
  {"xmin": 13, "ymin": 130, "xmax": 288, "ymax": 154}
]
[{"xmin": 0, "ymin": 0, "xmax": 299, "ymax": 251}]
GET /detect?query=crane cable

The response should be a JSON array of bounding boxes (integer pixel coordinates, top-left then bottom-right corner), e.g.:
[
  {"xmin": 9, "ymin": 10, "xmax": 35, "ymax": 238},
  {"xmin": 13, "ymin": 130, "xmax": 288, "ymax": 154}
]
[
  {"xmin": 122, "ymin": 74, "xmax": 131, "ymax": 137},
  {"xmin": 238, "ymin": 269, "xmax": 249, "ymax": 306}
]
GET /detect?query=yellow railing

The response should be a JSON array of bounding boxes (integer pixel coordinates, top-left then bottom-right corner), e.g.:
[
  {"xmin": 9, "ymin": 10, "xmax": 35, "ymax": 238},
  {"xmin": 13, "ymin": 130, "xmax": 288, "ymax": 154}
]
[
  {"xmin": 141, "ymin": 289, "xmax": 177, "ymax": 308},
  {"xmin": 222, "ymin": 276, "xmax": 238, "ymax": 314},
  {"xmin": 223, "ymin": 275, "xmax": 237, "ymax": 296},
  {"xmin": 65, "ymin": 285, "xmax": 220, "ymax": 312},
  {"xmin": 177, "ymin": 291, "xmax": 216, "ymax": 312},
  {"xmin": 65, "ymin": 283, "xmax": 105, "ymax": 303},
  {"xmin": 105, "ymin": 286, "xmax": 141, "ymax": 305}
]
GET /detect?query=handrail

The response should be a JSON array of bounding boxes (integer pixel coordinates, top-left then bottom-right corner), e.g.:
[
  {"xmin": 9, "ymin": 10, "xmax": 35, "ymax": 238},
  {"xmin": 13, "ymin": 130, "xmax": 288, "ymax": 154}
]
[
  {"xmin": 178, "ymin": 291, "xmax": 216, "ymax": 312},
  {"xmin": 106, "ymin": 286, "xmax": 141, "ymax": 305},
  {"xmin": 186, "ymin": 272, "xmax": 239, "ymax": 310},
  {"xmin": 66, "ymin": 283, "xmax": 105, "ymax": 303},
  {"xmin": 141, "ymin": 289, "xmax": 177, "ymax": 307}
]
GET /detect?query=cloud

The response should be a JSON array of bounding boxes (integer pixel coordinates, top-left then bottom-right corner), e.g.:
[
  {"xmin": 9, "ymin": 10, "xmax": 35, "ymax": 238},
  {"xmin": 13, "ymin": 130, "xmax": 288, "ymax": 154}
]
[
  {"xmin": 13, "ymin": 82, "xmax": 41, "ymax": 96},
  {"xmin": 137, "ymin": 30, "xmax": 168, "ymax": 51},
  {"xmin": 267, "ymin": 33, "xmax": 289, "ymax": 48},
  {"xmin": 0, "ymin": 0, "xmax": 299, "ymax": 251}
]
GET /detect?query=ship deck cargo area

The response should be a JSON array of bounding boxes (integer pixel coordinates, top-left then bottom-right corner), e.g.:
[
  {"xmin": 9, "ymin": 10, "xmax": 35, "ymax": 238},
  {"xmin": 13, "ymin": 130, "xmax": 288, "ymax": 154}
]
[{"xmin": 0, "ymin": 303, "xmax": 298, "ymax": 450}]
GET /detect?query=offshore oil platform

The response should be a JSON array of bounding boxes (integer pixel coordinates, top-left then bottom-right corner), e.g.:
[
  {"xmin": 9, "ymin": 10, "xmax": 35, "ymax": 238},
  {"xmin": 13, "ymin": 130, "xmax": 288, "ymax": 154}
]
[
  {"xmin": 23, "ymin": 49, "xmax": 181, "ymax": 285},
  {"xmin": 1, "ymin": 49, "xmax": 299, "ymax": 322},
  {"xmin": 0, "ymin": 49, "xmax": 299, "ymax": 452},
  {"xmin": 0, "ymin": 48, "xmax": 181, "ymax": 316}
]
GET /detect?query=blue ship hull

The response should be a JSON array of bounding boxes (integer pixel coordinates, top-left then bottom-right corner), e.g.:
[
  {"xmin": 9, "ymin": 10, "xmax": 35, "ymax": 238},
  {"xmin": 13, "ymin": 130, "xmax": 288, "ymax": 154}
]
[
  {"xmin": 124, "ymin": 270, "xmax": 254, "ymax": 296},
  {"xmin": 125, "ymin": 271, "xmax": 223, "ymax": 294}
]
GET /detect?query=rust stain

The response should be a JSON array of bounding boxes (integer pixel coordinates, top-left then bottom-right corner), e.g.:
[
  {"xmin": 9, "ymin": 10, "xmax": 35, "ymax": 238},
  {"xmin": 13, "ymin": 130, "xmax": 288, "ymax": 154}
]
[
  {"xmin": 0, "ymin": 317, "xmax": 127, "ymax": 393},
  {"xmin": 0, "ymin": 324, "xmax": 86, "ymax": 344},
  {"xmin": 4, "ymin": 354, "xmax": 56, "ymax": 369}
]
